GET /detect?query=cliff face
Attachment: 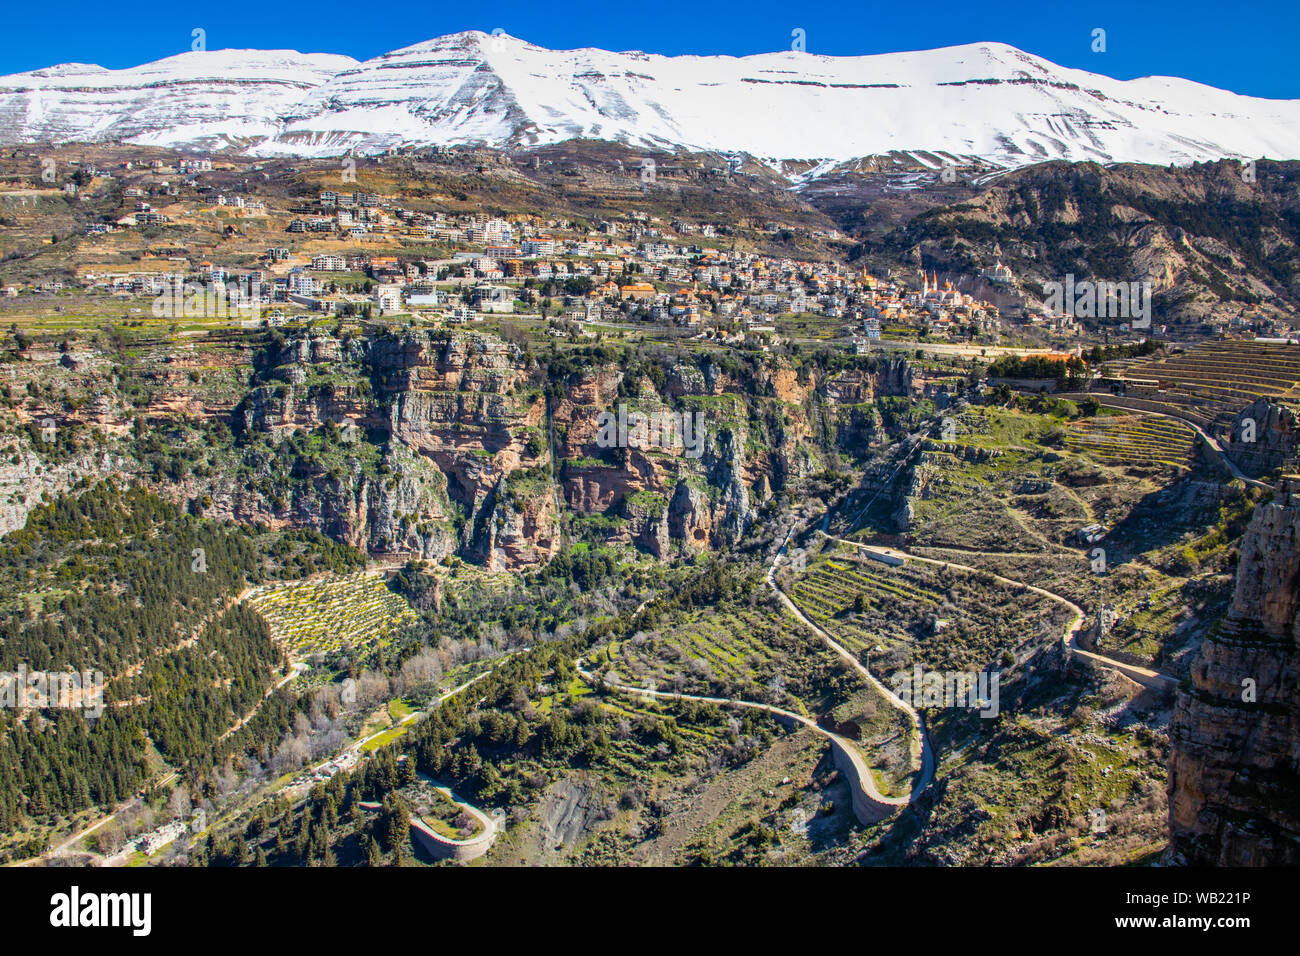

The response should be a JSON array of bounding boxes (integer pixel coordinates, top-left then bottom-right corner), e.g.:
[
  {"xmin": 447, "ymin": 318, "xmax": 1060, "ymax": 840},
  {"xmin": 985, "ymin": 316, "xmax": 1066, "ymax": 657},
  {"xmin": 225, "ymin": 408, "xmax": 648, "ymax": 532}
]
[
  {"xmin": 893, "ymin": 438, "xmax": 1003, "ymax": 530},
  {"xmin": 868, "ymin": 161, "xmax": 1300, "ymax": 325},
  {"xmin": 0, "ymin": 445, "xmax": 132, "ymax": 536},
  {"xmin": 235, "ymin": 330, "xmax": 548, "ymax": 565},
  {"xmin": 3, "ymin": 327, "xmax": 913, "ymax": 571},
  {"xmin": 206, "ymin": 329, "xmax": 808, "ymax": 565},
  {"xmin": 550, "ymin": 365, "xmax": 768, "ymax": 558},
  {"xmin": 1167, "ymin": 472, "xmax": 1300, "ymax": 865},
  {"xmin": 1226, "ymin": 399, "xmax": 1299, "ymax": 479}
]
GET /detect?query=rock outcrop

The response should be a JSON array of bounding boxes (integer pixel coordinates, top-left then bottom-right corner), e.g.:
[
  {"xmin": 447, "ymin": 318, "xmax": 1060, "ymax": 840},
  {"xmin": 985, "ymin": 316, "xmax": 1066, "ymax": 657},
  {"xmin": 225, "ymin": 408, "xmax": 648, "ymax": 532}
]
[
  {"xmin": 1167, "ymin": 470, "xmax": 1300, "ymax": 865},
  {"xmin": 1225, "ymin": 399, "xmax": 1299, "ymax": 479},
  {"xmin": 1, "ymin": 326, "xmax": 916, "ymax": 571}
]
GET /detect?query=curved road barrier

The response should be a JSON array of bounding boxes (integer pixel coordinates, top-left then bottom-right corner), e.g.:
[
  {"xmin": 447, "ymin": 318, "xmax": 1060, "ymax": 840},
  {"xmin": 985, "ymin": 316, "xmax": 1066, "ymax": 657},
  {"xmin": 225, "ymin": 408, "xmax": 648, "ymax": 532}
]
[{"xmin": 407, "ymin": 774, "xmax": 499, "ymax": 862}]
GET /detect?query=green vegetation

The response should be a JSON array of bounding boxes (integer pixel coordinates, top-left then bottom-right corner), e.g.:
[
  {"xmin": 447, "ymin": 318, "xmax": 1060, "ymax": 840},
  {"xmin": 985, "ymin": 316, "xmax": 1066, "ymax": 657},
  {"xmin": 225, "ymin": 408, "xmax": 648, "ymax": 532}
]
[
  {"xmin": 789, "ymin": 545, "xmax": 1071, "ymax": 674},
  {"xmin": 1064, "ymin": 415, "xmax": 1197, "ymax": 469},
  {"xmin": 248, "ymin": 573, "xmax": 417, "ymax": 658},
  {"xmin": 0, "ymin": 480, "xmax": 364, "ymax": 848}
]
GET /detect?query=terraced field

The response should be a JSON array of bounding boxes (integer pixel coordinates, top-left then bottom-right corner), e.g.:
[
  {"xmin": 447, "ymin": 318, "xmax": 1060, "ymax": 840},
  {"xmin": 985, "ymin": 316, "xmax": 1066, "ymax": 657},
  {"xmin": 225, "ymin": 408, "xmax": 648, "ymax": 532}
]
[
  {"xmin": 646, "ymin": 609, "xmax": 779, "ymax": 682},
  {"xmin": 1112, "ymin": 340, "xmax": 1300, "ymax": 429},
  {"xmin": 789, "ymin": 545, "xmax": 1074, "ymax": 674},
  {"xmin": 585, "ymin": 606, "xmax": 917, "ymax": 808},
  {"xmin": 603, "ymin": 605, "xmax": 853, "ymax": 716},
  {"xmin": 247, "ymin": 571, "xmax": 417, "ymax": 656},
  {"xmin": 1064, "ymin": 414, "xmax": 1197, "ymax": 468},
  {"xmin": 793, "ymin": 559, "xmax": 936, "ymax": 654}
]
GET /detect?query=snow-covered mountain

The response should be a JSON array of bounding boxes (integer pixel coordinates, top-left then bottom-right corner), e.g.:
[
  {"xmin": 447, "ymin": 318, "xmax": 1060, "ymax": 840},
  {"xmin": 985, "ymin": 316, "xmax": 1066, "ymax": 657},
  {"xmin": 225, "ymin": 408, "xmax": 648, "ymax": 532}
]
[
  {"xmin": 2, "ymin": 31, "xmax": 1298, "ymax": 175},
  {"xmin": 0, "ymin": 50, "xmax": 358, "ymax": 150}
]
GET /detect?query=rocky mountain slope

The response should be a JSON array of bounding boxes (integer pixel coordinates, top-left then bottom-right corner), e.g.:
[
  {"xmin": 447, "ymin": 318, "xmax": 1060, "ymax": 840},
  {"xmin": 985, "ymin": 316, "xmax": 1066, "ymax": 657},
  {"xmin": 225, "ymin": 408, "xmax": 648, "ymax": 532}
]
[
  {"xmin": 0, "ymin": 328, "xmax": 911, "ymax": 571},
  {"xmin": 1168, "ymin": 469, "xmax": 1300, "ymax": 865},
  {"xmin": 853, "ymin": 159, "xmax": 1300, "ymax": 324},
  {"xmin": 3, "ymin": 32, "xmax": 1299, "ymax": 174}
]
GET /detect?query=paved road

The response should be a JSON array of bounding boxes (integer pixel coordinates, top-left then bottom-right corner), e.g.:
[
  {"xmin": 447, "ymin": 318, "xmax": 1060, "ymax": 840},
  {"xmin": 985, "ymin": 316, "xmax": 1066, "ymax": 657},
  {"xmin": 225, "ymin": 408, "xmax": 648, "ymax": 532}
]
[
  {"xmin": 574, "ymin": 658, "xmax": 914, "ymax": 818},
  {"xmin": 410, "ymin": 772, "xmax": 500, "ymax": 857},
  {"xmin": 873, "ymin": 340, "xmax": 1076, "ymax": 360},
  {"xmin": 571, "ymin": 523, "xmax": 941, "ymax": 822},
  {"xmin": 426, "ymin": 780, "xmax": 498, "ymax": 842},
  {"xmin": 304, "ymin": 670, "xmax": 493, "ymax": 780},
  {"xmin": 16, "ymin": 614, "xmax": 506, "ymax": 867},
  {"xmin": 766, "ymin": 541, "xmax": 935, "ymax": 803}
]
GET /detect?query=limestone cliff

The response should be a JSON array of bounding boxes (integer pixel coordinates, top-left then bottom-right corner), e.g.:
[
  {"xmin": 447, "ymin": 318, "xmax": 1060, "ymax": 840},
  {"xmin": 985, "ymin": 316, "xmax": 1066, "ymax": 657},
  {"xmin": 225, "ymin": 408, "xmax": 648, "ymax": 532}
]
[
  {"xmin": 1, "ymin": 326, "xmax": 914, "ymax": 571},
  {"xmin": 233, "ymin": 329, "xmax": 547, "ymax": 564},
  {"xmin": 1167, "ymin": 471, "xmax": 1300, "ymax": 865},
  {"xmin": 1226, "ymin": 399, "xmax": 1299, "ymax": 479}
]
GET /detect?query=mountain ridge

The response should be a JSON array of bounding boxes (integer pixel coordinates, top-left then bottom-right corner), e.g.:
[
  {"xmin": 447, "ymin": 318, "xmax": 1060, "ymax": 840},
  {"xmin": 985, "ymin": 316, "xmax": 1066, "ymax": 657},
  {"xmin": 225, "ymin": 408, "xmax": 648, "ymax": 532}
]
[{"xmin": 3, "ymin": 31, "xmax": 1300, "ymax": 178}]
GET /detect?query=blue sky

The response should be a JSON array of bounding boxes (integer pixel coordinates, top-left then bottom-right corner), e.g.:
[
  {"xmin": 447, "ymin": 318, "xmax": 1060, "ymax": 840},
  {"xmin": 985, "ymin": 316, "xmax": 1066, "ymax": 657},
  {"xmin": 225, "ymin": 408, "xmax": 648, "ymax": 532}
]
[{"xmin": 3, "ymin": 0, "xmax": 1296, "ymax": 99}]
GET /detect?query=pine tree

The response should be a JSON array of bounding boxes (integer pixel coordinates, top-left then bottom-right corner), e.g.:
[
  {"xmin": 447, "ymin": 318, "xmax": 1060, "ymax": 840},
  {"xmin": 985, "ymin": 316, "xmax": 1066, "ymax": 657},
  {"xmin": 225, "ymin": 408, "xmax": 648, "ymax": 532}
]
[{"xmin": 364, "ymin": 834, "xmax": 382, "ymax": 867}]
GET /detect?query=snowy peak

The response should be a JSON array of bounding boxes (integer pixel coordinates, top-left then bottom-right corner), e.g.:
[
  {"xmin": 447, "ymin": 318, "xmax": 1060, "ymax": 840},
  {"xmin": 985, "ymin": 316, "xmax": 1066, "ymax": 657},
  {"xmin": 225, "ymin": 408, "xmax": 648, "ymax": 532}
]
[
  {"xmin": 0, "ymin": 49, "xmax": 359, "ymax": 150},
  {"xmin": 1, "ymin": 32, "xmax": 1298, "ymax": 174}
]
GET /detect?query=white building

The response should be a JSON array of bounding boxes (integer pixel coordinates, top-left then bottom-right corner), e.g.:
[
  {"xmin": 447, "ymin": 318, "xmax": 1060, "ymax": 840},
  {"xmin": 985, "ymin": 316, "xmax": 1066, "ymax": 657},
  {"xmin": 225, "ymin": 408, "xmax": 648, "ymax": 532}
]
[
  {"xmin": 375, "ymin": 284, "xmax": 403, "ymax": 314},
  {"xmin": 472, "ymin": 285, "xmax": 514, "ymax": 313}
]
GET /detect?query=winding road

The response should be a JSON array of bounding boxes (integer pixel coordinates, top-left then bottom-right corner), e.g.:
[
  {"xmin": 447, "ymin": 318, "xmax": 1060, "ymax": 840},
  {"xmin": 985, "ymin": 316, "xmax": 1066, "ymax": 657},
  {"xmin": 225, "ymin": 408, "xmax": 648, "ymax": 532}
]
[
  {"xmin": 407, "ymin": 772, "xmax": 499, "ymax": 861},
  {"xmin": 574, "ymin": 656, "xmax": 915, "ymax": 824},
  {"xmin": 766, "ymin": 535, "xmax": 935, "ymax": 803},
  {"xmin": 574, "ymin": 518, "xmax": 941, "ymax": 828},
  {"xmin": 622, "ymin": 513, "xmax": 1180, "ymax": 827}
]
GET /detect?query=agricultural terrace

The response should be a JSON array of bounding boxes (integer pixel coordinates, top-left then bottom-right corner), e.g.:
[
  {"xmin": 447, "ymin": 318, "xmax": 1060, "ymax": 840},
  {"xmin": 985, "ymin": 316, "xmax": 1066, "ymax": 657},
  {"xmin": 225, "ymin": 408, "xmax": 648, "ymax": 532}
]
[
  {"xmin": 1064, "ymin": 414, "xmax": 1198, "ymax": 469},
  {"xmin": 586, "ymin": 598, "xmax": 917, "ymax": 800},
  {"xmin": 525, "ymin": 670, "xmax": 794, "ymax": 798},
  {"xmin": 1112, "ymin": 340, "xmax": 1300, "ymax": 429},
  {"xmin": 789, "ymin": 542, "xmax": 1074, "ymax": 675},
  {"xmin": 597, "ymin": 605, "xmax": 861, "ymax": 714},
  {"xmin": 887, "ymin": 406, "xmax": 1158, "ymax": 553},
  {"xmin": 247, "ymin": 571, "xmax": 416, "ymax": 656}
]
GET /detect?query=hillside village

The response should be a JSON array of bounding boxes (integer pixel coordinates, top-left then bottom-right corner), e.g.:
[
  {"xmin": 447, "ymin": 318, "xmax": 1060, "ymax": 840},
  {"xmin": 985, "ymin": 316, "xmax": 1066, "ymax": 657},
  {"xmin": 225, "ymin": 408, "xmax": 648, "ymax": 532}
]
[
  {"xmin": 7, "ymin": 145, "xmax": 1299, "ymax": 347},
  {"xmin": 0, "ymin": 148, "xmax": 1154, "ymax": 351}
]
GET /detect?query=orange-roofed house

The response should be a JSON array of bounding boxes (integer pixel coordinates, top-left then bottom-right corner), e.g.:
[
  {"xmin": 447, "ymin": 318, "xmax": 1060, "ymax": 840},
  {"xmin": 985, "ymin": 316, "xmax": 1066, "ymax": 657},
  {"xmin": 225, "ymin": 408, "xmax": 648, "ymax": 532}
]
[{"xmin": 620, "ymin": 282, "xmax": 657, "ymax": 301}]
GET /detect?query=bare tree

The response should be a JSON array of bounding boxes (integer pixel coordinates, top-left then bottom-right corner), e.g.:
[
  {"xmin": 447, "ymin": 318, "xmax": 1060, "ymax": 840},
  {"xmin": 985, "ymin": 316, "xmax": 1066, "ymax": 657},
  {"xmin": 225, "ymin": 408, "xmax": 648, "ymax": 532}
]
[{"xmin": 167, "ymin": 787, "xmax": 192, "ymax": 821}]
